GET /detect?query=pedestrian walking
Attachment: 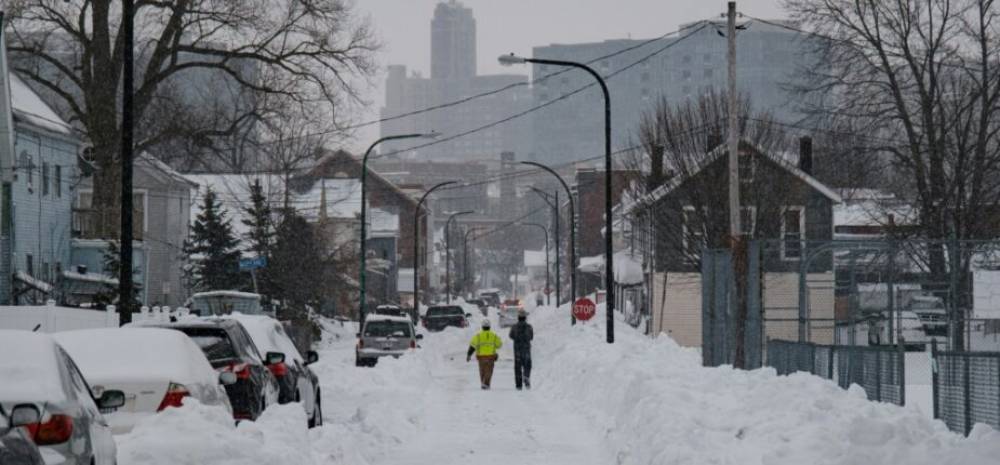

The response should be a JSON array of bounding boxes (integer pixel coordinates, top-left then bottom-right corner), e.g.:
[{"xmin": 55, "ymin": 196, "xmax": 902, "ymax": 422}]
[
  {"xmin": 467, "ymin": 319, "xmax": 502, "ymax": 390},
  {"xmin": 508, "ymin": 309, "xmax": 533, "ymax": 390}
]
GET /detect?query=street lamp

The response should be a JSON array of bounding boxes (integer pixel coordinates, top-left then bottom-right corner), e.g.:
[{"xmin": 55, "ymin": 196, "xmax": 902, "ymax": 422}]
[
  {"xmin": 530, "ymin": 187, "xmax": 561, "ymax": 307},
  {"xmin": 360, "ymin": 132, "xmax": 437, "ymax": 318},
  {"xmin": 522, "ymin": 161, "xmax": 577, "ymax": 324},
  {"xmin": 503, "ymin": 53, "xmax": 615, "ymax": 343},
  {"xmin": 445, "ymin": 210, "xmax": 475, "ymax": 304},
  {"xmin": 413, "ymin": 181, "xmax": 456, "ymax": 320},
  {"xmin": 463, "ymin": 227, "xmax": 488, "ymax": 297},
  {"xmin": 519, "ymin": 222, "xmax": 551, "ymax": 306}
]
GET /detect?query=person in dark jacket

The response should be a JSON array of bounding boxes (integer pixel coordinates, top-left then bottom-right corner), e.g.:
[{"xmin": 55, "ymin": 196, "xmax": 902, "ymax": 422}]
[{"xmin": 508, "ymin": 309, "xmax": 534, "ymax": 390}]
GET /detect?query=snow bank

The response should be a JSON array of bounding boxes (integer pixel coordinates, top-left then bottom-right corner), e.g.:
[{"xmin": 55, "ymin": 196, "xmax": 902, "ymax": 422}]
[
  {"xmin": 528, "ymin": 303, "xmax": 1000, "ymax": 465},
  {"xmin": 116, "ymin": 399, "xmax": 313, "ymax": 465}
]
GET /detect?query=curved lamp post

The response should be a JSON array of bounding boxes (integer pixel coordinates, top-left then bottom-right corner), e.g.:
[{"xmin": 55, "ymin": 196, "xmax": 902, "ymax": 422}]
[
  {"xmin": 360, "ymin": 132, "xmax": 437, "ymax": 318},
  {"xmin": 521, "ymin": 161, "xmax": 577, "ymax": 324},
  {"xmin": 529, "ymin": 187, "xmax": 560, "ymax": 307},
  {"xmin": 502, "ymin": 53, "xmax": 615, "ymax": 343},
  {"xmin": 520, "ymin": 222, "xmax": 551, "ymax": 306},
  {"xmin": 445, "ymin": 211, "xmax": 475, "ymax": 303},
  {"xmin": 413, "ymin": 181, "xmax": 457, "ymax": 319}
]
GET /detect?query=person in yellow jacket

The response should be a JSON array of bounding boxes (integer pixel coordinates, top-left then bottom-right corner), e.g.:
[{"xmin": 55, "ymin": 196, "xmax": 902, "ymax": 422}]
[{"xmin": 466, "ymin": 319, "xmax": 503, "ymax": 390}]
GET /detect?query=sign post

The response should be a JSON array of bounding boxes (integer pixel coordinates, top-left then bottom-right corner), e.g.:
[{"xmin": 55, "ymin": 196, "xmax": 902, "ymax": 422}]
[
  {"xmin": 239, "ymin": 257, "xmax": 267, "ymax": 293},
  {"xmin": 572, "ymin": 297, "xmax": 596, "ymax": 322}
]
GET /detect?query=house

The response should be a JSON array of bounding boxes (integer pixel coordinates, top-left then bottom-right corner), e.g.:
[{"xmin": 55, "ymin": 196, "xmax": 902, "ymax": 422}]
[
  {"xmin": 72, "ymin": 153, "xmax": 197, "ymax": 307},
  {"xmin": 626, "ymin": 138, "xmax": 842, "ymax": 347},
  {"xmin": 0, "ymin": 71, "xmax": 82, "ymax": 304}
]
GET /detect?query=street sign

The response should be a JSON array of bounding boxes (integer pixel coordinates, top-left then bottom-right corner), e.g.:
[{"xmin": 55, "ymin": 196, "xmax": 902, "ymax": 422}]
[
  {"xmin": 572, "ymin": 297, "xmax": 596, "ymax": 321},
  {"xmin": 239, "ymin": 256, "xmax": 267, "ymax": 271}
]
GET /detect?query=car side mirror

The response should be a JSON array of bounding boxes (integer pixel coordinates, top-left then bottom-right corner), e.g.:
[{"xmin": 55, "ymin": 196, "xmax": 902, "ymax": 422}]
[
  {"xmin": 416, "ymin": 334, "xmax": 424, "ymax": 340},
  {"xmin": 219, "ymin": 371, "xmax": 238, "ymax": 386},
  {"xmin": 304, "ymin": 350, "xmax": 319, "ymax": 365},
  {"xmin": 95, "ymin": 390, "xmax": 126, "ymax": 410},
  {"xmin": 356, "ymin": 332, "xmax": 362, "ymax": 338},
  {"xmin": 9, "ymin": 404, "xmax": 40, "ymax": 427},
  {"xmin": 265, "ymin": 351, "xmax": 285, "ymax": 365},
  {"xmin": 465, "ymin": 313, "xmax": 472, "ymax": 317}
]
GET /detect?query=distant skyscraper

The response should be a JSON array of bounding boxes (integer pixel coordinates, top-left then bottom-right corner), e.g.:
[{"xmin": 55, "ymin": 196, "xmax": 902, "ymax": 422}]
[
  {"xmin": 380, "ymin": 1, "xmax": 530, "ymax": 163},
  {"xmin": 529, "ymin": 20, "xmax": 816, "ymax": 166},
  {"xmin": 431, "ymin": 0, "xmax": 476, "ymax": 80}
]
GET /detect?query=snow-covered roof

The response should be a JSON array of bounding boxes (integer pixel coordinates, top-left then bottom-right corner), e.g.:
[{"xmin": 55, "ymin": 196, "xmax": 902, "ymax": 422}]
[
  {"xmin": 370, "ymin": 209, "xmax": 399, "ymax": 234},
  {"xmin": 625, "ymin": 141, "xmax": 842, "ymax": 214},
  {"xmin": 191, "ymin": 290, "xmax": 261, "ymax": 300},
  {"xmin": 9, "ymin": 73, "xmax": 74, "ymax": 136},
  {"xmin": 138, "ymin": 152, "xmax": 197, "ymax": 187},
  {"xmin": 398, "ymin": 268, "xmax": 414, "ymax": 293},
  {"xmin": 0, "ymin": 330, "xmax": 68, "ymax": 403},
  {"xmin": 63, "ymin": 269, "xmax": 118, "ymax": 286},
  {"xmin": 14, "ymin": 270, "xmax": 53, "ymax": 293},
  {"xmin": 295, "ymin": 178, "xmax": 362, "ymax": 221},
  {"xmin": 524, "ymin": 250, "xmax": 547, "ymax": 267},
  {"xmin": 53, "ymin": 328, "xmax": 220, "ymax": 387},
  {"xmin": 577, "ymin": 252, "xmax": 645, "ymax": 285},
  {"xmin": 364, "ymin": 314, "xmax": 412, "ymax": 324}
]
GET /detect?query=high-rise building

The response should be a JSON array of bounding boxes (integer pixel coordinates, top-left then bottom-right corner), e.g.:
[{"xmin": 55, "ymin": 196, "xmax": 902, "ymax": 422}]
[
  {"xmin": 380, "ymin": 1, "xmax": 531, "ymax": 163},
  {"xmin": 431, "ymin": 0, "xmax": 476, "ymax": 80},
  {"xmin": 529, "ymin": 20, "xmax": 815, "ymax": 166}
]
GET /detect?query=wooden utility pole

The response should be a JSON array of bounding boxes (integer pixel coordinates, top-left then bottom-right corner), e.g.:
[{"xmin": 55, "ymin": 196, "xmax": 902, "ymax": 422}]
[{"xmin": 727, "ymin": 1, "xmax": 740, "ymax": 238}]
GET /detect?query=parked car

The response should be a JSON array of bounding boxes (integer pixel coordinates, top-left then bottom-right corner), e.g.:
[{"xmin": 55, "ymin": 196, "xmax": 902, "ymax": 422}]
[
  {"xmin": 465, "ymin": 298, "xmax": 488, "ymax": 316},
  {"xmin": 134, "ymin": 319, "xmax": 280, "ymax": 421},
  {"xmin": 499, "ymin": 299, "xmax": 524, "ymax": 328},
  {"xmin": 422, "ymin": 305, "xmax": 471, "ymax": 332},
  {"xmin": 356, "ymin": 315, "xmax": 423, "ymax": 367},
  {"xmin": 908, "ymin": 295, "xmax": 949, "ymax": 336},
  {"xmin": 0, "ymin": 406, "xmax": 45, "ymax": 465},
  {"xmin": 0, "ymin": 330, "xmax": 122, "ymax": 465},
  {"xmin": 53, "ymin": 328, "xmax": 236, "ymax": 434},
  {"xmin": 224, "ymin": 314, "xmax": 323, "ymax": 428}
]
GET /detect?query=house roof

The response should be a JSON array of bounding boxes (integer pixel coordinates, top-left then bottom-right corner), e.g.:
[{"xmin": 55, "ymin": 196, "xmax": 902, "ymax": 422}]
[
  {"xmin": 138, "ymin": 152, "xmax": 198, "ymax": 187},
  {"xmin": 9, "ymin": 73, "xmax": 74, "ymax": 136},
  {"xmin": 625, "ymin": 141, "xmax": 842, "ymax": 214}
]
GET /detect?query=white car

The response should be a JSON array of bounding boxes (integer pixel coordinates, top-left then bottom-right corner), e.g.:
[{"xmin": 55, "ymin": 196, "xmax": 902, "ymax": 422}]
[
  {"xmin": 223, "ymin": 314, "xmax": 322, "ymax": 427},
  {"xmin": 499, "ymin": 299, "xmax": 524, "ymax": 328},
  {"xmin": 54, "ymin": 328, "xmax": 235, "ymax": 434},
  {"xmin": 0, "ymin": 330, "xmax": 121, "ymax": 465}
]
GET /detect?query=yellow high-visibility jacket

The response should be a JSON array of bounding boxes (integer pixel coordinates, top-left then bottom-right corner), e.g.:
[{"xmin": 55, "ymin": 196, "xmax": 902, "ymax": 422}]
[{"xmin": 469, "ymin": 330, "xmax": 503, "ymax": 357}]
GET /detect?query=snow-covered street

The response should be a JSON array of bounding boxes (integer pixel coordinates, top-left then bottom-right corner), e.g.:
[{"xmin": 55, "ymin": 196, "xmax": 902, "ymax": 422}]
[{"xmin": 112, "ymin": 301, "xmax": 1000, "ymax": 465}]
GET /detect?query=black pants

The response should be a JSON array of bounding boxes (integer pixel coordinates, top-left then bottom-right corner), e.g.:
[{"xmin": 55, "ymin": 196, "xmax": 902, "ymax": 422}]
[{"xmin": 514, "ymin": 350, "xmax": 532, "ymax": 388}]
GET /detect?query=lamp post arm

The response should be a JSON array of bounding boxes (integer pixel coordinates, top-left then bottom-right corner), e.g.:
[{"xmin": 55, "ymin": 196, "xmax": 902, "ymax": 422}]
[{"xmin": 413, "ymin": 181, "xmax": 457, "ymax": 318}]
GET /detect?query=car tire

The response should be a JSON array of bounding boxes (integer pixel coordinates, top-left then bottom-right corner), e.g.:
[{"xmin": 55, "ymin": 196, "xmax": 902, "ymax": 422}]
[{"xmin": 309, "ymin": 391, "xmax": 322, "ymax": 428}]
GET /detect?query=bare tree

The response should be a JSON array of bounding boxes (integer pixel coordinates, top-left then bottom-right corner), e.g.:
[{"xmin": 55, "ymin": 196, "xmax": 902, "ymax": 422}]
[
  {"xmin": 784, "ymin": 0, "xmax": 1000, "ymax": 347},
  {"xmin": 5, "ymin": 0, "xmax": 378, "ymax": 235}
]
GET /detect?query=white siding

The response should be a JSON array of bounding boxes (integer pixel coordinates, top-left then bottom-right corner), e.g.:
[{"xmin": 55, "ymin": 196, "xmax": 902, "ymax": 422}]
[{"xmin": 651, "ymin": 272, "xmax": 702, "ymax": 347}]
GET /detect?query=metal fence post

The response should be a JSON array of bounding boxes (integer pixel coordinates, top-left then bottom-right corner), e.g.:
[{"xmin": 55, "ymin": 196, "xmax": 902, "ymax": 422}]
[
  {"xmin": 898, "ymin": 338, "xmax": 905, "ymax": 406},
  {"xmin": 963, "ymin": 353, "xmax": 972, "ymax": 435},
  {"xmin": 930, "ymin": 340, "xmax": 939, "ymax": 421},
  {"xmin": 875, "ymin": 350, "xmax": 883, "ymax": 402}
]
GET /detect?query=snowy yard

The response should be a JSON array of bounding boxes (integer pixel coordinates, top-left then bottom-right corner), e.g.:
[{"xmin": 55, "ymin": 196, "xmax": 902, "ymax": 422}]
[{"xmin": 115, "ymin": 303, "xmax": 1000, "ymax": 465}]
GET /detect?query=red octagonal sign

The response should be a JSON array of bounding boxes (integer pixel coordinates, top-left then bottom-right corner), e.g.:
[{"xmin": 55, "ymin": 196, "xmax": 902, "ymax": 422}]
[{"xmin": 572, "ymin": 297, "xmax": 596, "ymax": 321}]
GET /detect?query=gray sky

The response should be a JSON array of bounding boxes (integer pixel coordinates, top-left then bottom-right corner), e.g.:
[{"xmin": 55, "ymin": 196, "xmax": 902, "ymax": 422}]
[{"xmin": 348, "ymin": 0, "xmax": 786, "ymax": 151}]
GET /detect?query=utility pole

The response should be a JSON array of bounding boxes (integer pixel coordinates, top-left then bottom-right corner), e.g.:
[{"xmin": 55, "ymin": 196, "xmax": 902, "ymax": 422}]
[
  {"xmin": 119, "ymin": 0, "xmax": 135, "ymax": 323},
  {"xmin": 727, "ymin": 1, "xmax": 750, "ymax": 368}
]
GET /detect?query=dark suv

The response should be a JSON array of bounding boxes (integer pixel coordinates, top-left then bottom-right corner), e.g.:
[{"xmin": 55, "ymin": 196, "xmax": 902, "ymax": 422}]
[
  {"xmin": 141, "ymin": 319, "xmax": 280, "ymax": 421},
  {"xmin": 421, "ymin": 305, "xmax": 471, "ymax": 332}
]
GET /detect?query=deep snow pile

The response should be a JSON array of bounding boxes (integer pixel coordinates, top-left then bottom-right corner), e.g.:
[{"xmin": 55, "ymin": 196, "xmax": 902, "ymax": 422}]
[{"xmin": 529, "ymin": 303, "xmax": 1000, "ymax": 465}]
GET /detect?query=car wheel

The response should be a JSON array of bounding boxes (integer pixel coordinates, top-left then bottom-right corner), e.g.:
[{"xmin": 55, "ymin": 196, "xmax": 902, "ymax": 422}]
[{"xmin": 309, "ymin": 392, "xmax": 322, "ymax": 428}]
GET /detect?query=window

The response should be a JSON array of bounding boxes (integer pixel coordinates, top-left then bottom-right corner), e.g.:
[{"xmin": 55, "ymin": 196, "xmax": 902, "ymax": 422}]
[
  {"xmin": 682, "ymin": 206, "xmax": 707, "ymax": 257},
  {"xmin": 55, "ymin": 166, "xmax": 62, "ymax": 198},
  {"xmin": 19, "ymin": 151, "xmax": 33, "ymax": 190},
  {"xmin": 740, "ymin": 206, "xmax": 756, "ymax": 236},
  {"xmin": 703, "ymin": 53, "xmax": 712, "ymax": 63},
  {"xmin": 25, "ymin": 254, "xmax": 33, "ymax": 276},
  {"xmin": 781, "ymin": 207, "xmax": 805, "ymax": 260},
  {"xmin": 42, "ymin": 162, "xmax": 50, "ymax": 196},
  {"xmin": 682, "ymin": 55, "xmax": 692, "ymax": 64}
]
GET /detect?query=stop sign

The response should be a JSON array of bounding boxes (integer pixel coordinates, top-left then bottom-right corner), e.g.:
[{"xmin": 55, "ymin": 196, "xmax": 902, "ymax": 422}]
[{"xmin": 572, "ymin": 297, "xmax": 596, "ymax": 321}]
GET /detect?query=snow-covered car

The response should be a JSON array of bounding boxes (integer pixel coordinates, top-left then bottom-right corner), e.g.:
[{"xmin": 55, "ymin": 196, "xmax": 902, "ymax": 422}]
[
  {"xmin": 478, "ymin": 289, "xmax": 502, "ymax": 308},
  {"xmin": 0, "ymin": 406, "xmax": 45, "ymax": 465},
  {"xmin": 421, "ymin": 305, "xmax": 470, "ymax": 332},
  {"xmin": 0, "ymin": 330, "xmax": 122, "ymax": 465},
  {"xmin": 499, "ymin": 299, "xmax": 524, "ymax": 328},
  {"xmin": 356, "ymin": 315, "xmax": 423, "ymax": 367},
  {"xmin": 223, "ymin": 314, "xmax": 323, "ymax": 427},
  {"xmin": 134, "ymin": 319, "xmax": 280, "ymax": 421},
  {"xmin": 53, "ymin": 328, "xmax": 236, "ymax": 434},
  {"xmin": 908, "ymin": 295, "xmax": 949, "ymax": 336}
]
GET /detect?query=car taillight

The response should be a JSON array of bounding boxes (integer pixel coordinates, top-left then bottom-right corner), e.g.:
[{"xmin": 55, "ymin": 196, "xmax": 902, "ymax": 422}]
[
  {"xmin": 268, "ymin": 361, "xmax": 288, "ymax": 377},
  {"xmin": 222, "ymin": 362, "xmax": 252, "ymax": 380},
  {"xmin": 357, "ymin": 339, "xmax": 364, "ymax": 349},
  {"xmin": 157, "ymin": 382, "xmax": 190, "ymax": 412},
  {"xmin": 410, "ymin": 339, "xmax": 416, "ymax": 349},
  {"xmin": 25, "ymin": 414, "xmax": 73, "ymax": 445}
]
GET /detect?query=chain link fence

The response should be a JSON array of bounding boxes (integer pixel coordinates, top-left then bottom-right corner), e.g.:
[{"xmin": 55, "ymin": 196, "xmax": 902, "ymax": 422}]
[
  {"xmin": 766, "ymin": 339, "xmax": 904, "ymax": 405},
  {"xmin": 932, "ymin": 344, "xmax": 1000, "ymax": 435}
]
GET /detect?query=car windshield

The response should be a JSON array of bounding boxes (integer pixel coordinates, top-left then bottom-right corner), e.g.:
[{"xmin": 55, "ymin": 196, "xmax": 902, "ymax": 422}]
[
  {"xmin": 364, "ymin": 321, "xmax": 412, "ymax": 338},
  {"xmin": 180, "ymin": 329, "xmax": 238, "ymax": 363},
  {"xmin": 911, "ymin": 300, "xmax": 941, "ymax": 310},
  {"xmin": 427, "ymin": 307, "xmax": 464, "ymax": 317}
]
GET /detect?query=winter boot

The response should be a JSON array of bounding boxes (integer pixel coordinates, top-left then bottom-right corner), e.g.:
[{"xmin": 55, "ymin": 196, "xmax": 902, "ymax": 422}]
[{"xmin": 525, "ymin": 378, "xmax": 531, "ymax": 390}]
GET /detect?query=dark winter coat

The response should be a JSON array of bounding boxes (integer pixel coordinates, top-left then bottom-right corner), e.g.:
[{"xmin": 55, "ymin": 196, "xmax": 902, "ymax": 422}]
[{"xmin": 509, "ymin": 321, "xmax": 533, "ymax": 354}]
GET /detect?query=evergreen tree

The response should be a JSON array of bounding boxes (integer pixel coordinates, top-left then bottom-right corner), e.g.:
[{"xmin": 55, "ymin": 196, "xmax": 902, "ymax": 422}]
[
  {"xmin": 92, "ymin": 241, "xmax": 142, "ymax": 309},
  {"xmin": 270, "ymin": 211, "xmax": 328, "ymax": 319},
  {"xmin": 184, "ymin": 187, "xmax": 243, "ymax": 291},
  {"xmin": 242, "ymin": 179, "xmax": 275, "ymax": 295}
]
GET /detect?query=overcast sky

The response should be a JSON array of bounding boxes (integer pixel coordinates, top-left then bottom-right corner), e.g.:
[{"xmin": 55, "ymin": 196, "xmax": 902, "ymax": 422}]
[{"xmin": 347, "ymin": 0, "xmax": 786, "ymax": 151}]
